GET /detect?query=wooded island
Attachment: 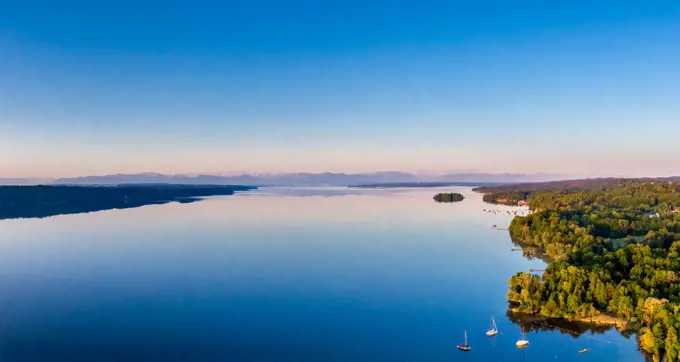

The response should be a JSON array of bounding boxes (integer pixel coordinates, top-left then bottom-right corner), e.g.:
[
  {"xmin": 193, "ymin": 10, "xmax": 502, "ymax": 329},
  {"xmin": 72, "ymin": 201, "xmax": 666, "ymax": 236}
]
[{"xmin": 433, "ymin": 192, "xmax": 465, "ymax": 203}]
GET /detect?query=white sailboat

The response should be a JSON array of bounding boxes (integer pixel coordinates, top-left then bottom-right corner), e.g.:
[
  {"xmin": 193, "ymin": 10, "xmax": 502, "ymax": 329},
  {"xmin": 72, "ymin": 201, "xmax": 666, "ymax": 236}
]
[
  {"xmin": 457, "ymin": 330, "xmax": 471, "ymax": 351},
  {"xmin": 516, "ymin": 328, "xmax": 529, "ymax": 347},
  {"xmin": 486, "ymin": 317, "xmax": 498, "ymax": 336}
]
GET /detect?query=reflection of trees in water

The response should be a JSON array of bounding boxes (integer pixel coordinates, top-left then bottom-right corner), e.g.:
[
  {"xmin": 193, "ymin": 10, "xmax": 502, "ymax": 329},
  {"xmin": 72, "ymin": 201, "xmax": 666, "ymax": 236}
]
[
  {"xmin": 506, "ymin": 308, "xmax": 652, "ymax": 361},
  {"xmin": 509, "ymin": 238, "xmax": 551, "ymax": 263},
  {"xmin": 506, "ymin": 308, "xmax": 636, "ymax": 339}
]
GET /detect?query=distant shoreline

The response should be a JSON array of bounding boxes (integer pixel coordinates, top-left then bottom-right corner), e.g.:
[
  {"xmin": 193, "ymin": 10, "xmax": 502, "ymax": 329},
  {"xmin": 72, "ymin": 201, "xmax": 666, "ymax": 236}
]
[
  {"xmin": 351, "ymin": 182, "xmax": 498, "ymax": 188},
  {"xmin": 0, "ymin": 184, "xmax": 256, "ymax": 221}
]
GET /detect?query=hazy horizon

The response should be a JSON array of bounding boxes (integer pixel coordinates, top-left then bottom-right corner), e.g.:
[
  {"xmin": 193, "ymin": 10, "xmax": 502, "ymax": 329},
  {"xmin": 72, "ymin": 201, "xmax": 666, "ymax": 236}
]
[
  {"xmin": 0, "ymin": 167, "xmax": 671, "ymax": 180},
  {"xmin": 0, "ymin": 169, "xmax": 666, "ymax": 184},
  {"xmin": 2, "ymin": 1, "xmax": 679, "ymax": 178}
]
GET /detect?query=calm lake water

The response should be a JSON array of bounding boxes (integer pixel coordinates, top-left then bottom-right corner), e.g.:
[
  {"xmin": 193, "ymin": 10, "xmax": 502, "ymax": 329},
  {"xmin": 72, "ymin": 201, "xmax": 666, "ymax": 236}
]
[{"xmin": 0, "ymin": 187, "xmax": 643, "ymax": 361}]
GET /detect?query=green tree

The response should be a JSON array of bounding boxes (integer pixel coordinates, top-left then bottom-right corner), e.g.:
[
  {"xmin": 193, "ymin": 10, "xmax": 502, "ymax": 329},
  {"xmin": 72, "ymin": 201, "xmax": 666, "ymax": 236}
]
[{"xmin": 665, "ymin": 326, "xmax": 678, "ymax": 361}]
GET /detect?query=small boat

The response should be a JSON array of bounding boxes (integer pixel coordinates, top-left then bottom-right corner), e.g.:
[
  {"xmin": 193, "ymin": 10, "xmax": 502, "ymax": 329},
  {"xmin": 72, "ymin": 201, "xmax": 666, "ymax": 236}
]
[
  {"xmin": 486, "ymin": 317, "xmax": 498, "ymax": 336},
  {"xmin": 516, "ymin": 328, "xmax": 529, "ymax": 347},
  {"xmin": 579, "ymin": 348, "xmax": 590, "ymax": 354},
  {"xmin": 457, "ymin": 330, "xmax": 471, "ymax": 351}
]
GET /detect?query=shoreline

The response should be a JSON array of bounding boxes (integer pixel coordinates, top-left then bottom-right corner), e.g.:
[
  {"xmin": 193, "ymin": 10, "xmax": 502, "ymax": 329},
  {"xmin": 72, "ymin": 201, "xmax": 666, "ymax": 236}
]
[
  {"xmin": 0, "ymin": 184, "xmax": 257, "ymax": 221},
  {"xmin": 506, "ymin": 238, "xmax": 639, "ymax": 334},
  {"xmin": 508, "ymin": 305, "xmax": 638, "ymax": 332}
]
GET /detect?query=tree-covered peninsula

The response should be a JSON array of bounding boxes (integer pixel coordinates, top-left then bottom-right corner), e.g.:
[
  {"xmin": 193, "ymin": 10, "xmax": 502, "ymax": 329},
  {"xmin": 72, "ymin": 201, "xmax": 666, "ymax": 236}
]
[
  {"xmin": 502, "ymin": 180, "xmax": 680, "ymax": 361},
  {"xmin": 433, "ymin": 192, "xmax": 465, "ymax": 203},
  {"xmin": 0, "ymin": 184, "xmax": 255, "ymax": 220}
]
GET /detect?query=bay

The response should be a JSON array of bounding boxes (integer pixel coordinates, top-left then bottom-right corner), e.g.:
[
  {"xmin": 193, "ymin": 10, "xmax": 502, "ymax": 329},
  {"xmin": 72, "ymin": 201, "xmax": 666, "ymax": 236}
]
[{"xmin": 0, "ymin": 187, "xmax": 642, "ymax": 361}]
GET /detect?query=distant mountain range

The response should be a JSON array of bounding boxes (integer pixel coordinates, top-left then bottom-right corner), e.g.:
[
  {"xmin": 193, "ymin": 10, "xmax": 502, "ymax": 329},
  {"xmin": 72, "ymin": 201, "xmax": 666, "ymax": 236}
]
[
  {"xmin": 0, "ymin": 171, "xmax": 576, "ymax": 186},
  {"xmin": 0, "ymin": 178, "xmax": 53, "ymax": 186}
]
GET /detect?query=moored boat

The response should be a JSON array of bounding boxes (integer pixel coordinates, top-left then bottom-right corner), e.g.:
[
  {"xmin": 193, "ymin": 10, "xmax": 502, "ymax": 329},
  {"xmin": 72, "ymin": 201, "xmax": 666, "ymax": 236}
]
[
  {"xmin": 516, "ymin": 328, "xmax": 529, "ymax": 347},
  {"xmin": 457, "ymin": 330, "xmax": 471, "ymax": 351},
  {"xmin": 486, "ymin": 317, "xmax": 498, "ymax": 337}
]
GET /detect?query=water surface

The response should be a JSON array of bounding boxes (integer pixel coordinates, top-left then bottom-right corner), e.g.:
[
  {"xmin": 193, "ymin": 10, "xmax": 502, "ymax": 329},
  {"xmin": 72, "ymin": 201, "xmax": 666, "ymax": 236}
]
[{"xmin": 0, "ymin": 187, "xmax": 642, "ymax": 361}]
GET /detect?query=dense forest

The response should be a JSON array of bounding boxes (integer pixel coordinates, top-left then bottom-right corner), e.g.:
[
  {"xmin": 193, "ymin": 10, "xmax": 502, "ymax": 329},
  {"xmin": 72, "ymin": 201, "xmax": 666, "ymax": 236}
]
[
  {"xmin": 503, "ymin": 181, "xmax": 680, "ymax": 361},
  {"xmin": 433, "ymin": 192, "xmax": 465, "ymax": 202},
  {"xmin": 0, "ymin": 184, "xmax": 255, "ymax": 220}
]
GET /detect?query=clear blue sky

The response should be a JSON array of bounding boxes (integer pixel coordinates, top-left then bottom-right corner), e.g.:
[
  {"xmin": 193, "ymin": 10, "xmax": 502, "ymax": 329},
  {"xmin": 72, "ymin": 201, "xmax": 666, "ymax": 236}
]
[{"xmin": 1, "ymin": 0, "xmax": 679, "ymax": 177}]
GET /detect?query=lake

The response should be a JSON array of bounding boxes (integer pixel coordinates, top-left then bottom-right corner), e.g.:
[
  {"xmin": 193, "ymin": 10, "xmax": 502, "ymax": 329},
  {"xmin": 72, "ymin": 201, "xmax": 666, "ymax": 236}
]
[{"xmin": 0, "ymin": 186, "xmax": 643, "ymax": 361}]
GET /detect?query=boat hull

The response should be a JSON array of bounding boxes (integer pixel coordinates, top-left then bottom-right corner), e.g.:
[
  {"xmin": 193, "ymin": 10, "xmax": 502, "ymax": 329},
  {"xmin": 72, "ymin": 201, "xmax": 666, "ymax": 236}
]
[
  {"xmin": 486, "ymin": 330, "xmax": 498, "ymax": 336},
  {"xmin": 516, "ymin": 341, "xmax": 529, "ymax": 348},
  {"xmin": 457, "ymin": 345, "xmax": 471, "ymax": 352}
]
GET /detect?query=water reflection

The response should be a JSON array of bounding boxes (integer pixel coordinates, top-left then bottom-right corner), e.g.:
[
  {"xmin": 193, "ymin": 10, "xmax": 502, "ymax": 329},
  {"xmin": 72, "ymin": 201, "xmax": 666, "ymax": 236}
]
[
  {"xmin": 507, "ymin": 308, "xmax": 635, "ymax": 339},
  {"xmin": 509, "ymin": 238, "xmax": 551, "ymax": 262},
  {"xmin": 243, "ymin": 186, "xmax": 413, "ymax": 197}
]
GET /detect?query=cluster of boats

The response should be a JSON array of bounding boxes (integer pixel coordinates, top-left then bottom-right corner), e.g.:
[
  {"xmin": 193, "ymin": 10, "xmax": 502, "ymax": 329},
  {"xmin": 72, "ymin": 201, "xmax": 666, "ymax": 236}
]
[
  {"xmin": 457, "ymin": 317, "xmax": 526, "ymax": 352},
  {"xmin": 456, "ymin": 317, "xmax": 588, "ymax": 354}
]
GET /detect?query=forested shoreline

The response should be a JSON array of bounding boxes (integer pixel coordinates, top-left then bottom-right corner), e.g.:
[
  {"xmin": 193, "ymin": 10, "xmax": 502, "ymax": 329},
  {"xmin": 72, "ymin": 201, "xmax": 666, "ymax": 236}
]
[{"xmin": 500, "ymin": 180, "xmax": 680, "ymax": 361}]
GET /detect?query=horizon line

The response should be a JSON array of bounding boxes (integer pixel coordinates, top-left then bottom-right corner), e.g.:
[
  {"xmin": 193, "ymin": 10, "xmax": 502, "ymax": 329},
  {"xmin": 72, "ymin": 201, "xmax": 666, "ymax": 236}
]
[{"xmin": 0, "ymin": 170, "xmax": 640, "ymax": 181}]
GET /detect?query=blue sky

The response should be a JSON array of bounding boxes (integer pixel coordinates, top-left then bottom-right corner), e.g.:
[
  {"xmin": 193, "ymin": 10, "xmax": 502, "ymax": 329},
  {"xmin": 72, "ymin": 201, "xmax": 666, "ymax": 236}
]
[{"xmin": 1, "ymin": 0, "xmax": 679, "ymax": 177}]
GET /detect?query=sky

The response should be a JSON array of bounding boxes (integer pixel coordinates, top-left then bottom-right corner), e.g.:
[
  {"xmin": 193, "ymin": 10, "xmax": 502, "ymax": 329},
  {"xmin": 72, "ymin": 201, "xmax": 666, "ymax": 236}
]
[{"xmin": 1, "ymin": 0, "xmax": 679, "ymax": 178}]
